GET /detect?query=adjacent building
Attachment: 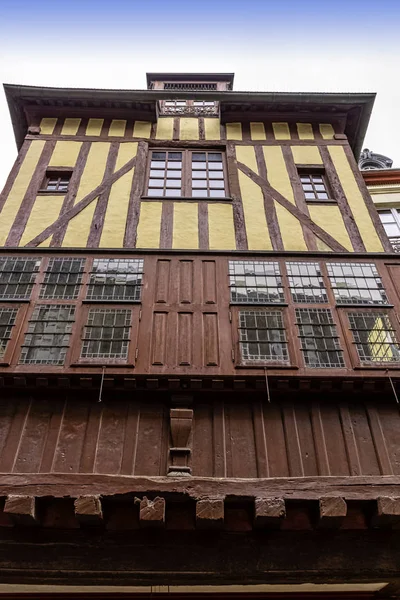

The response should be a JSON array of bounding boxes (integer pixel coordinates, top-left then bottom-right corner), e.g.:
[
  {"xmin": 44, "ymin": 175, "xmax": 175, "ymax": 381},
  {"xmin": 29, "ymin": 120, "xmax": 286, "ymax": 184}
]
[{"xmin": 0, "ymin": 74, "xmax": 399, "ymax": 598}]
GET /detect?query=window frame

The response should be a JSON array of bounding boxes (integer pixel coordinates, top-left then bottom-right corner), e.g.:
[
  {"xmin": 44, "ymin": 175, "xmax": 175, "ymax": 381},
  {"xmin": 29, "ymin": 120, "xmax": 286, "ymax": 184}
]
[
  {"xmin": 338, "ymin": 307, "xmax": 400, "ymax": 369},
  {"xmin": 71, "ymin": 303, "xmax": 140, "ymax": 367},
  {"xmin": 159, "ymin": 99, "xmax": 219, "ymax": 117},
  {"xmin": 297, "ymin": 167, "xmax": 335, "ymax": 204},
  {"xmin": 294, "ymin": 307, "xmax": 345, "ymax": 369},
  {"xmin": 0, "ymin": 304, "xmax": 28, "ymax": 366},
  {"xmin": 39, "ymin": 168, "xmax": 73, "ymax": 195},
  {"xmin": 143, "ymin": 148, "xmax": 230, "ymax": 201},
  {"xmin": 377, "ymin": 208, "xmax": 400, "ymax": 252}
]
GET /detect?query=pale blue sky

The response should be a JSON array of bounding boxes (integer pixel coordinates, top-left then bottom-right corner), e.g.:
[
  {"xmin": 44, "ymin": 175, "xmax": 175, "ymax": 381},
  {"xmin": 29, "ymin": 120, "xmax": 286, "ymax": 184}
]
[{"xmin": 1, "ymin": 0, "xmax": 400, "ymax": 187}]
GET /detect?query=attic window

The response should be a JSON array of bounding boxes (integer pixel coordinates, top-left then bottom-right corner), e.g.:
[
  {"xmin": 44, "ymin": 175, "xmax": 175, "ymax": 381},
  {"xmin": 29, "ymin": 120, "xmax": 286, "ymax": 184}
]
[{"xmin": 41, "ymin": 169, "xmax": 72, "ymax": 193}]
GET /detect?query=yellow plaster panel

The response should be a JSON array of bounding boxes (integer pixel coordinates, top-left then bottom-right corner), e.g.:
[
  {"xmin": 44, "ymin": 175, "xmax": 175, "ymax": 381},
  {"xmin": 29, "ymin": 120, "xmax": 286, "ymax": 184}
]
[
  {"xmin": 62, "ymin": 201, "xmax": 97, "ymax": 247},
  {"xmin": 238, "ymin": 171, "xmax": 271, "ymax": 250},
  {"xmin": 236, "ymin": 145, "xmax": 258, "ymax": 172},
  {"xmin": 100, "ymin": 171, "xmax": 133, "ymax": 248},
  {"xmin": 40, "ymin": 118, "xmax": 57, "ymax": 135},
  {"xmin": 275, "ymin": 204, "xmax": 307, "ymax": 251},
  {"xmin": 250, "ymin": 123, "xmax": 266, "ymax": 140},
  {"xmin": 20, "ymin": 195, "xmax": 64, "ymax": 246},
  {"xmin": 49, "ymin": 141, "xmax": 82, "ymax": 167},
  {"xmin": 297, "ymin": 123, "xmax": 314, "ymax": 140},
  {"xmin": 109, "ymin": 120, "xmax": 126, "ymax": 137},
  {"xmin": 172, "ymin": 203, "xmax": 198, "ymax": 249},
  {"xmin": 328, "ymin": 145, "xmax": 383, "ymax": 251},
  {"xmin": 291, "ymin": 145, "xmax": 323, "ymax": 165},
  {"xmin": 204, "ymin": 118, "xmax": 220, "ymax": 140},
  {"xmin": 208, "ymin": 203, "xmax": 236, "ymax": 250},
  {"xmin": 319, "ymin": 123, "xmax": 335, "ymax": 139},
  {"xmin": 272, "ymin": 123, "xmax": 290, "ymax": 140},
  {"xmin": 74, "ymin": 142, "xmax": 110, "ymax": 204},
  {"xmin": 86, "ymin": 119, "xmax": 104, "ymax": 136},
  {"xmin": 156, "ymin": 118, "xmax": 174, "ymax": 140},
  {"xmin": 114, "ymin": 142, "xmax": 138, "ymax": 171},
  {"xmin": 0, "ymin": 140, "xmax": 46, "ymax": 246},
  {"xmin": 263, "ymin": 146, "xmax": 294, "ymax": 203},
  {"xmin": 226, "ymin": 123, "xmax": 242, "ymax": 140},
  {"xmin": 61, "ymin": 118, "xmax": 81, "ymax": 135},
  {"xmin": 180, "ymin": 119, "xmax": 199, "ymax": 141},
  {"xmin": 100, "ymin": 143, "xmax": 138, "ymax": 248},
  {"xmin": 136, "ymin": 202, "xmax": 162, "ymax": 248},
  {"xmin": 308, "ymin": 205, "xmax": 352, "ymax": 251},
  {"xmin": 133, "ymin": 121, "xmax": 152, "ymax": 138}
]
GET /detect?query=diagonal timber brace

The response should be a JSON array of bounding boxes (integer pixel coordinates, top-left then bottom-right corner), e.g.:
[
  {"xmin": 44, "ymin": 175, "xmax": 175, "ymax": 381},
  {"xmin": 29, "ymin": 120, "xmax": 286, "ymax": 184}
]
[
  {"xmin": 25, "ymin": 155, "xmax": 137, "ymax": 247},
  {"xmin": 237, "ymin": 160, "xmax": 348, "ymax": 252}
]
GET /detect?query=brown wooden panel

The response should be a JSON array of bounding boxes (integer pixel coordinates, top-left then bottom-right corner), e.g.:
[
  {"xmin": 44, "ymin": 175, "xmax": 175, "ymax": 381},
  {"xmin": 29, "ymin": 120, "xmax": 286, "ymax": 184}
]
[
  {"xmin": 134, "ymin": 404, "xmax": 167, "ymax": 476},
  {"xmin": 376, "ymin": 404, "xmax": 400, "ymax": 475},
  {"xmin": 52, "ymin": 402, "xmax": 90, "ymax": 473},
  {"xmin": 202, "ymin": 260, "xmax": 217, "ymax": 304},
  {"xmin": 225, "ymin": 403, "xmax": 258, "ymax": 478},
  {"xmin": 13, "ymin": 399, "xmax": 54, "ymax": 473},
  {"xmin": 120, "ymin": 401, "xmax": 140, "ymax": 476},
  {"xmin": 94, "ymin": 402, "xmax": 128, "ymax": 474},
  {"xmin": 203, "ymin": 312, "xmax": 219, "ymax": 366},
  {"xmin": 319, "ymin": 404, "xmax": 350, "ymax": 476},
  {"xmin": 282, "ymin": 403, "xmax": 304, "ymax": 477},
  {"xmin": 151, "ymin": 312, "xmax": 168, "ymax": 365},
  {"xmin": 177, "ymin": 312, "xmax": 192, "ymax": 366},
  {"xmin": 178, "ymin": 260, "xmax": 193, "ymax": 304},
  {"xmin": 79, "ymin": 402, "xmax": 103, "ymax": 473},
  {"xmin": 0, "ymin": 401, "xmax": 26, "ymax": 469},
  {"xmin": 0, "ymin": 399, "xmax": 31, "ymax": 473},
  {"xmin": 295, "ymin": 404, "xmax": 319, "ymax": 477},
  {"xmin": 263, "ymin": 403, "xmax": 290, "ymax": 478},
  {"xmin": 350, "ymin": 404, "xmax": 381, "ymax": 476},
  {"xmin": 154, "ymin": 260, "xmax": 171, "ymax": 304},
  {"xmin": 191, "ymin": 403, "xmax": 214, "ymax": 477}
]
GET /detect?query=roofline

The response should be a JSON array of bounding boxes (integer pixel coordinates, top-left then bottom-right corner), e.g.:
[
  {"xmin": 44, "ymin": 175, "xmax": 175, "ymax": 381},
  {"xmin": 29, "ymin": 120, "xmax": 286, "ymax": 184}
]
[
  {"xmin": 362, "ymin": 168, "xmax": 400, "ymax": 185},
  {"xmin": 146, "ymin": 72, "xmax": 235, "ymax": 87},
  {"xmin": 3, "ymin": 83, "xmax": 376, "ymax": 157}
]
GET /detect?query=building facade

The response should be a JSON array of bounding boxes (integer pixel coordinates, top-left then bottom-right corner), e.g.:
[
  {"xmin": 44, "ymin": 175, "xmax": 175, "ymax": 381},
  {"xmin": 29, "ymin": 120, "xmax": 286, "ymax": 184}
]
[{"xmin": 0, "ymin": 74, "xmax": 399, "ymax": 598}]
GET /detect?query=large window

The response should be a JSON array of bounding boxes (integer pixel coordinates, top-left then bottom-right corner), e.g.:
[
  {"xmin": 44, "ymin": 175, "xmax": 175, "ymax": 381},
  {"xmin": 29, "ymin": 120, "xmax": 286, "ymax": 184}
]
[
  {"xmin": 0, "ymin": 257, "xmax": 40, "ymax": 300},
  {"xmin": 20, "ymin": 304, "xmax": 75, "ymax": 365},
  {"xmin": 229, "ymin": 261, "xmax": 284, "ymax": 304},
  {"xmin": 0, "ymin": 308, "xmax": 18, "ymax": 360},
  {"xmin": 146, "ymin": 150, "xmax": 227, "ymax": 198},
  {"xmin": 238, "ymin": 309, "xmax": 289, "ymax": 364},
  {"xmin": 86, "ymin": 259, "xmax": 143, "ymax": 301},
  {"xmin": 40, "ymin": 258, "xmax": 85, "ymax": 300},
  {"xmin": 378, "ymin": 209, "xmax": 400, "ymax": 252},
  {"xmin": 81, "ymin": 308, "xmax": 131, "ymax": 361},
  {"xmin": 295, "ymin": 308, "xmax": 344, "ymax": 368},
  {"xmin": 287, "ymin": 262, "xmax": 327, "ymax": 303},
  {"xmin": 348, "ymin": 311, "xmax": 400, "ymax": 365},
  {"xmin": 327, "ymin": 262, "xmax": 388, "ymax": 305}
]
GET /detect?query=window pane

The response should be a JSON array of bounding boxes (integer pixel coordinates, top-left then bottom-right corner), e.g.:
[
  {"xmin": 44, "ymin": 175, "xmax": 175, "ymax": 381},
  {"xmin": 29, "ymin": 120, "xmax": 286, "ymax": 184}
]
[
  {"xmin": 168, "ymin": 152, "xmax": 182, "ymax": 161},
  {"xmin": 192, "ymin": 162, "xmax": 207, "ymax": 170},
  {"xmin": 209, "ymin": 189, "xmax": 226, "ymax": 197},
  {"xmin": 149, "ymin": 179, "xmax": 164, "ymax": 187},
  {"xmin": 192, "ymin": 170, "xmax": 207, "ymax": 179},
  {"xmin": 192, "ymin": 189, "xmax": 208, "ymax": 197},
  {"xmin": 152, "ymin": 152, "xmax": 167, "ymax": 160},
  {"xmin": 87, "ymin": 259, "xmax": 143, "ymax": 301},
  {"xmin": 166, "ymin": 180, "xmax": 182, "ymax": 188},
  {"xmin": 192, "ymin": 180, "xmax": 207, "ymax": 188},
  {"xmin": 296, "ymin": 308, "xmax": 344, "ymax": 368},
  {"xmin": 348, "ymin": 311, "xmax": 400, "ymax": 365},
  {"xmin": 167, "ymin": 161, "xmax": 182, "ymax": 169},
  {"xmin": 167, "ymin": 170, "xmax": 182, "ymax": 178},
  {"xmin": 239, "ymin": 310, "xmax": 289, "ymax": 364},
  {"xmin": 165, "ymin": 188, "xmax": 181, "ymax": 196},
  {"xmin": 151, "ymin": 161, "xmax": 166, "ymax": 168},
  {"xmin": 327, "ymin": 262, "xmax": 388, "ymax": 305},
  {"xmin": 192, "ymin": 153, "xmax": 207, "ymax": 161},
  {"xmin": 317, "ymin": 193, "xmax": 329, "ymax": 200},
  {"xmin": 210, "ymin": 180, "xmax": 225, "ymax": 189},
  {"xmin": 208, "ymin": 162, "xmax": 223, "ymax": 171},
  {"xmin": 229, "ymin": 261, "xmax": 284, "ymax": 304},
  {"xmin": 209, "ymin": 171, "xmax": 224, "ymax": 179},
  {"xmin": 208, "ymin": 153, "xmax": 223, "ymax": 162},
  {"xmin": 150, "ymin": 170, "xmax": 164, "ymax": 177}
]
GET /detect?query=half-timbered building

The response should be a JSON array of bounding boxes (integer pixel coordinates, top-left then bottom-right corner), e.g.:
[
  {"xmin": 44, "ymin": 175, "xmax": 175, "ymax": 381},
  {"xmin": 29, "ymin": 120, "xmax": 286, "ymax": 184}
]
[{"xmin": 0, "ymin": 73, "xmax": 399, "ymax": 598}]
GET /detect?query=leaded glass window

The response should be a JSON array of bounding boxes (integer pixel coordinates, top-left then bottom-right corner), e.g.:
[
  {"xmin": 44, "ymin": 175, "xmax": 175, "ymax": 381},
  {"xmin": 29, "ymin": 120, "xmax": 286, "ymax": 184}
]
[
  {"xmin": 81, "ymin": 309, "xmax": 131, "ymax": 360},
  {"xmin": 229, "ymin": 261, "xmax": 284, "ymax": 304},
  {"xmin": 348, "ymin": 311, "xmax": 400, "ymax": 364},
  {"xmin": 327, "ymin": 262, "xmax": 388, "ymax": 305},
  {"xmin": 40, "ymin": 258, "xmax": 85, "ymax": 300},
  {"xmin": 0, "ymin": 257, "xmax": 40, "ymax": 300},
  {"xmin": 287, "ymin": 262, "xmax": 327, "ymax": 303},
  {"xmin": 238, "ymin": 310, "xmax": 289, "ymax": 363},
  {"xmin": 19, "ymin": 304, "xmax": 75, "ymax": 365},
  {"xmin": 0, "ymin": 308, "xmax": 18, "ymax": 359},
  {"xmin": 295, "ymin": 308, "xmax": 344, "ymax": 368},
  {"xmin": 86, "ymin": 259, "xmax": 143, "ymax": 301}
]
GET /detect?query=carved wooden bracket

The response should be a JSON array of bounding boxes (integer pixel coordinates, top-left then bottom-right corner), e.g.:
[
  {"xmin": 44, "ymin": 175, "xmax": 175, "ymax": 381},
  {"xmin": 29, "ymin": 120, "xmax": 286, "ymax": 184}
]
[{"xmin": 168, "ymin": 406, "xmax": 193, "ymax": 476}]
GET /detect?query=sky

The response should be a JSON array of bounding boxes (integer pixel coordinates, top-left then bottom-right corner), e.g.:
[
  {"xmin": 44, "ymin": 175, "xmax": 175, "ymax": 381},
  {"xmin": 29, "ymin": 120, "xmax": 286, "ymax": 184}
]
[{"xmin": 1, "ymin": 0, "xmax": 400, "ymax": 189}]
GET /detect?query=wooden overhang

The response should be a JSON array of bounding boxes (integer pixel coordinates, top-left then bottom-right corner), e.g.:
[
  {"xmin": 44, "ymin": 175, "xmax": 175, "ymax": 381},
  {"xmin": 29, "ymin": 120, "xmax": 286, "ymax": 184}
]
[{"xmin": 3, "ymin": 83, "xmax": 375, "ymax": 157}]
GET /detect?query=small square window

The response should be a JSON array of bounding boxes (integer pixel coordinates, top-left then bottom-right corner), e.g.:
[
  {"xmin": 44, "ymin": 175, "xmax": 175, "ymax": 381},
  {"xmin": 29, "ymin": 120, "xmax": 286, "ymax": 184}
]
[
  {"xmin": 298, "ymin": 171, "xmax": 331, "ymax": 202},
  {"xmin": 41, "ymin": 170, "xmax": 73, "ymax": 193}
]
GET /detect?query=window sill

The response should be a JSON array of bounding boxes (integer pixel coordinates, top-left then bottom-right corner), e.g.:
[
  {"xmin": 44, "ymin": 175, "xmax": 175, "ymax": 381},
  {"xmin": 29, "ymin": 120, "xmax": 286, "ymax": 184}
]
[
  {"xmin": 305, "ymin": 199, "xmax": 337, "ymax": 205},
  {"xmin": 82, "ymin": 299, "xmax": 141, "ymax": 304},
  {"xmin": 230, "ymin": 302, "xmax": 288, "ymax": 307},
  {"xmin": 335, "ymin": 303, "xmax": 394, "ymax": 309},
  {"xmin": 37, "ymin": 190, "xmax": 68, "ymax": 195},
  {"xmin": 235, "ymin": 363, "xmax": 298, "ymax": 370},
  {"xmin": 70, "ymin": 362, "xmax": 135, "ymax": 368},
  {"xmin": 141, "ymin": 196, "xmax": 232, "ymax": 202},
  {"xmin": 353, "ymin": 364, "xmax": 400, "ymax": 370}
]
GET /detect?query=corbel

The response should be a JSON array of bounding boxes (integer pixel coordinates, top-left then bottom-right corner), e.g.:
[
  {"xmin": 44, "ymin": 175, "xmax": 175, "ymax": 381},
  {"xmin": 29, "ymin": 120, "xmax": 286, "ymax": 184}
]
[{"xmin": 168, "ymin": 395, "xmax": 193, "ymax": 476}]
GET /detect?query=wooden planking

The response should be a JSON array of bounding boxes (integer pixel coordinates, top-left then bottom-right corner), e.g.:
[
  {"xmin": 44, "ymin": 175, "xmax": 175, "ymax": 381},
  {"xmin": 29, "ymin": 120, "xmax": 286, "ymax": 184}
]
[{"xmin": 0, "ymin": 396, "xmax": 398, "ymax": 478}]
